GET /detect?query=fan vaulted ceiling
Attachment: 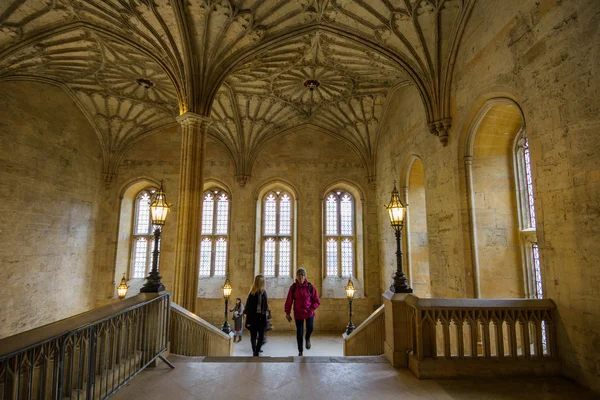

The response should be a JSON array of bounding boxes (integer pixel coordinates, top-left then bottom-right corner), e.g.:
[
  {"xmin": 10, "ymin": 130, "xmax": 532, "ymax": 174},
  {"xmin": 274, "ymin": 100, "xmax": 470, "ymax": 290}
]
[{"xmin": 0, "ymin": 0, "xmax": 475, "ymax": 186}]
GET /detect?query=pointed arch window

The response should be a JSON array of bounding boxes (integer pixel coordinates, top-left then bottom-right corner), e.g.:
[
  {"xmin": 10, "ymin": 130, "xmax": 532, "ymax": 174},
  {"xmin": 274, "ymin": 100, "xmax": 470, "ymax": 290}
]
[
  {"xmin": 199, "ymin": 189, "xmax": 230, "ymax": 277},
  {"xmin": 324, "ymin": 191, "xmax": 355, "ymax": 277},
  {"xmin": 515, "ymin": 134, "xmax": 542, "ymax": 299},
  {"xmin": 261, "ymin": 191, "xmax": 293, "ymax": 277},
  {"xmin": 131, "ymin": 190, "xmax": 156, "ymax": 279}
]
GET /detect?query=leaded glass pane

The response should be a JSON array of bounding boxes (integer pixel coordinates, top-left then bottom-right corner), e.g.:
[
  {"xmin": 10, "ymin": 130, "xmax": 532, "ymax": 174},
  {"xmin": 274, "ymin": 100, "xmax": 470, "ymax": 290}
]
[
  {"xmin": 133, "ymin": 237, "xmax": 148, "ymax": 278},
  {"xmin": 279, "ymin": 194, "xmax": 291, "ymax": 235},
  {"xmin": 524, "ymin": 139, "xmax": 537, "ymax": 229},
  {"xmin": 264, "ymin": 194, "xmax": 277, "ymax": 235},
  {"xmin": 341, "ymin": 194, "xmax": 353, "ymax": 235},
  {"xmin": 326, "ymin": 238, "xmax": 338, "ymax": 276},
  {"xmin": 201, "ymin": 193, "xmax": 214, "ymax": 235},
  {"xmin": 532, "ymin": 243, "xmax": 543, "ymax": 299},
  {"xmin": 341, "ymin": 239, "xmax": 353, "ymax": 277},
  {"xmin": 532, "ymin": 242, "xmax": 547, "ymax": 346},
  {"xmin": 264, "ymin": 238, "xmax": 276, "ymax": 276},
  {"xmin": 326, "ymin": 194, "xmax": 338, "ymax": 236},
  {"xmin": 199, "ymin": 238, "xmax": 212, "ymax": 276},
  {"xmin": 135, "ymin": 192, "xmax": 151, "ymax": 234},
  {"xmin": 216, "ymin": 193, "xmax": 229, "ymax": 235},
  {"xmin": 279, "ymin": 238, "xmax": 291, "ymax": 276},
  {"xmin": 214, "ymin": 238, "xmax": 227, "ymax": 276}
]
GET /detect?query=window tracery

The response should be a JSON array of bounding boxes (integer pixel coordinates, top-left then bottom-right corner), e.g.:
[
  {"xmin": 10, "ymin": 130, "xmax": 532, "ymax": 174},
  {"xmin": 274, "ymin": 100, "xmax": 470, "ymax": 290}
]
[
  {"xmin": 324, "ymin": 191, "xmax": 355, "ymax": 277},
  {"xmin": 199, "ymin": 190, "xmax": 230, "ymax": 277},
  {"xmin": 131, "ymin": 190, "xmax": 154, "ymax": 279},
  {"xmin": 261, "ymin": 191, "xmax": 293, "ymax": 277}
]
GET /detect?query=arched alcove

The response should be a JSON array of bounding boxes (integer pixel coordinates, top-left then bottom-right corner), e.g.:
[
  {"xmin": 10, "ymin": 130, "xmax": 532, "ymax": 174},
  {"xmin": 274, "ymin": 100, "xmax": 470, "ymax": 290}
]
[
  {"xmin": 467, "ymin": 102, "xmax": 525, "ymax": 298},
  {"xmin": 405, "ymin": 158, "xmax": 431, "ymax": 297}
]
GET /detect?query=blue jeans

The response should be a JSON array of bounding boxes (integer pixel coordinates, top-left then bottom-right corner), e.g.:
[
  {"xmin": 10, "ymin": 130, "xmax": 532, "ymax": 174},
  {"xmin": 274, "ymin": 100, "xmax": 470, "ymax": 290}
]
[{"xmin": 295, "ymin": 317, "xmax": 314, "ymax": 352}]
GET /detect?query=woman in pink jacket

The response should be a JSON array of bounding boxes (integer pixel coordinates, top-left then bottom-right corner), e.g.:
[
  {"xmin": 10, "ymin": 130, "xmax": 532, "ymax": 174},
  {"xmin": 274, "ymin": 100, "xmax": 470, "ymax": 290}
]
[{"xmin": 285, "ymin": 268, "xmax": 320, "ymax": 356}]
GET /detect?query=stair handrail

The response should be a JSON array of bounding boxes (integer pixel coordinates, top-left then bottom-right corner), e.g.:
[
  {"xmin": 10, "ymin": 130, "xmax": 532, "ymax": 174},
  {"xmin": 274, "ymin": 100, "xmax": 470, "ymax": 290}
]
[
  {"xmin": 0, "ymin": 292, "xmax": 170, "ymax": 399},
  {"xmin": 343, "ymin": 304, "xmax": 385, "ymax": 356},
  {"xmin": 169, "ymin": 302, "xmax": 233, "ymax": 356}
]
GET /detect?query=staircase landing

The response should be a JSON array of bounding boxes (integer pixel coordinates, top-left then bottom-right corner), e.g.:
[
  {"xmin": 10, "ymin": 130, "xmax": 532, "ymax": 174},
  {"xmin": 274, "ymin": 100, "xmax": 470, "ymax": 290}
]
[
  {"xmin": 231, "ymin": 331, "xmax": 343, "ymax": 357},
  {"xmin": 112, "ymin": 355, "xmax": 598, "ymax": 400}
]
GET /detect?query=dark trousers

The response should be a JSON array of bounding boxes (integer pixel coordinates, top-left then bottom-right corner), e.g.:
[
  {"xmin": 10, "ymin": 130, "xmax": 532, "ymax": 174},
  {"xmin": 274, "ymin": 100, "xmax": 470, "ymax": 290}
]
[
  {"xmin": 249, "ymin": 314, "xmax": 267, "ymax": 355},
  {"xmin": 295, "ymin": 317, "xmax": 314, "ymax": 352}
]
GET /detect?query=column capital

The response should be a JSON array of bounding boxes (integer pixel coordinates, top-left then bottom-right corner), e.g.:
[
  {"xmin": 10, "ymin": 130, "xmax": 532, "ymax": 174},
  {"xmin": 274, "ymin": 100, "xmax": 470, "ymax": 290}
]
[{"xmin": 176, "ymin": 112, "xmax": 212, "ymax": 126}]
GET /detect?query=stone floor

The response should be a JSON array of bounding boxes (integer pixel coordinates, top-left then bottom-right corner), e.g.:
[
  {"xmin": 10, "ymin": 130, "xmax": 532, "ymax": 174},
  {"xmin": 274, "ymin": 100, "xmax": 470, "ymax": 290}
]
[
  {"xmin": 112, "ymin": 355, "xmax": 599, "ymax": 400},
  {"xmin": 232, "ymin": 331, "xmax": 343, "ymax": 357}
]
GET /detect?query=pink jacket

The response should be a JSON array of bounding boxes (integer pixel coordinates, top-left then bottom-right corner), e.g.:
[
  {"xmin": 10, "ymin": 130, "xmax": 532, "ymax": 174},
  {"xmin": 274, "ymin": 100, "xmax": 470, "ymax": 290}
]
[{"xmin": 285, "ymin": 280, "xmax": 320, "ymax": 320}]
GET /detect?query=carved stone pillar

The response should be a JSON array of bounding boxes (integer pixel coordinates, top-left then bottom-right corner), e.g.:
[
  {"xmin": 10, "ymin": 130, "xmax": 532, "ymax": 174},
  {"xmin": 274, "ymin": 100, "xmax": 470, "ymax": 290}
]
[{"xmin": 173, "ymin": 112, "xmax": 209, "ymax": 312}]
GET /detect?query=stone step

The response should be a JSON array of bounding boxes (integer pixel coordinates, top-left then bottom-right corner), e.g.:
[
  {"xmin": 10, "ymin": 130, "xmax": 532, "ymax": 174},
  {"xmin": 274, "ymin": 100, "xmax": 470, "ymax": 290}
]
[{"xmin": 195, "ymin": 355, "xmax": 387, "ymax": 363}]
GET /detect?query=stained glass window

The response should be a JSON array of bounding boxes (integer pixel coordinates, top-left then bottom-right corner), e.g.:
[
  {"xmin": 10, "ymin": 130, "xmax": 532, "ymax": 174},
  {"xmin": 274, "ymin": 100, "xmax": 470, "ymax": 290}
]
[
  {"xmin": 532, "ymin": 243, "xmax": 542, "ymax": 299},
  {"xmin": 523, "ymin": 139, "xmax": 536, "ymax": 229},
  {"xmin": 261, "ymin": 190, "xmax": 294, "ymax": 277},
  {"xmin": 131, "ymin": 190, "xmax": 156, "ymax": 279},
  {"xmin": 532, "ymin": 242, "xmax": 546, "ymax": 346},
  {"xmin": 199, "ymin": 189, "xmax": 230, "ymax": 277},
  {"xmin": 325, "ymin": 190, "xmax": 355, "ymax": 277}
]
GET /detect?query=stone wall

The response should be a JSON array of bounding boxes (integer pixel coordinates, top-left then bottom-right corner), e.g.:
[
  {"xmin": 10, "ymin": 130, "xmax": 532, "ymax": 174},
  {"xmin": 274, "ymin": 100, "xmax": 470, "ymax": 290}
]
[
  {"xmin": 406, "ymin": 158, "xmax": 431, "ymax": 297},
  {"xmin": 100, "ymin": 126, "xmax": 381, "ymax": 332},
  {"xmin": 376, "ymin": 0, "xmax": 600, "ymax": 391},
  {"xmin": 376, "ymin": 85, "xmax": 468, "ymax": 299},
  {"xmin": 0, "ymin": 81, "xmax": 103, "ymax": 338}
]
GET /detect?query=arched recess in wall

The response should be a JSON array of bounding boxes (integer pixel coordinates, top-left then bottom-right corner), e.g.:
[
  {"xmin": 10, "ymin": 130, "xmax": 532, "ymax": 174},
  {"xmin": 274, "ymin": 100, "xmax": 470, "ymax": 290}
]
[
  {"xmin": 114, "ymin": 177, "xmax": 159, "ymax": 298},
  {"xmin": 253, "ymin": 179, "xmax": 299, "ymax": 298},
  {"xmin": 403, "ymin": 156, "xmax": 431, "ymax": 297},
  {"xmin": 464, "ymin": 99, "xmax": 526, "ymax": 298},
  {"xmin": 197, "ymin": 178, "xmax": 234, "ymax": 299},
  {"xmin": 321, "ymin": 180, "xmax": 366, "ymax": 299}
]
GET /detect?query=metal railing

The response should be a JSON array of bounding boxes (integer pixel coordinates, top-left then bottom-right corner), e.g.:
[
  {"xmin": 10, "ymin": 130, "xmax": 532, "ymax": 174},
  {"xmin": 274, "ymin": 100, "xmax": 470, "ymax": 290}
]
[{"xmin": 0, "ymin": 292, "xmax": 170, "ymax": 399}]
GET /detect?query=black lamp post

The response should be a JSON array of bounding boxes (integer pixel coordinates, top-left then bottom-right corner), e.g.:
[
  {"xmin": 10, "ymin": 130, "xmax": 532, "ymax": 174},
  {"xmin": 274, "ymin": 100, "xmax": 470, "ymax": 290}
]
[
  {"xmin": 221, "ymin": 279, "xmax": 232, "ymax": 334},
  {"xmin": 345, "ymin": 279, "xmax": 356, "ymax": 335},
  {"xmin": 385, "ymin": 181, "xmax": 413, "ymax": 293},
  {"xmin": 141, "ymin": 180, "xmax": 170, "ymax": 293}
]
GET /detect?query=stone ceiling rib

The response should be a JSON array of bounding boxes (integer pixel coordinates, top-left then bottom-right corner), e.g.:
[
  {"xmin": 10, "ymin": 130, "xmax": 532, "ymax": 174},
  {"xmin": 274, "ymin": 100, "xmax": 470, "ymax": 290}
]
[{"xmin": 0, "ymin": 0, "xmax": 476, "ymax": 186}]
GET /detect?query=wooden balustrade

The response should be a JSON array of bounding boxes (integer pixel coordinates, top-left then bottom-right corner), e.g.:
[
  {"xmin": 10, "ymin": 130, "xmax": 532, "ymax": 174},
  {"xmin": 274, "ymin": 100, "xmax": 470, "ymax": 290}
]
[
  {"xmin": 343, "ymin": 305, "xmax": 385, "ymax": 356},
  {"xmin": 169, "ymin": 303, "xmax": 233, "ymax": 357},
  {"xmin": 405, "ymin": 295, "xmax": 560, "ymax": 378}
]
